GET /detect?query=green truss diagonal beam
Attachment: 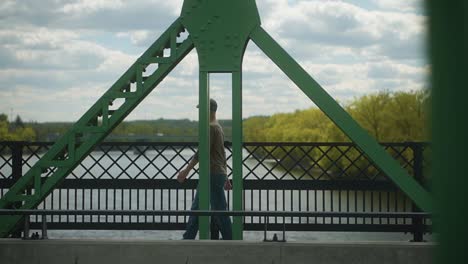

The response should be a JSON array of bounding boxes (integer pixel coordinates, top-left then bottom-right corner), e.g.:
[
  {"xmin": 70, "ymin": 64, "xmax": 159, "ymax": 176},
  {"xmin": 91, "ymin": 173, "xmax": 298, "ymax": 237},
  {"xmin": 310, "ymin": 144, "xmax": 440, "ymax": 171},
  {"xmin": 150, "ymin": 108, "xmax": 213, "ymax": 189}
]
[
  {"xmin": 250, "ymin": 26, "xmax": 432, "ymax": 213},
  {"xmin": 0, "ymin": 19, "xmax": 194, "ymax": 237}
]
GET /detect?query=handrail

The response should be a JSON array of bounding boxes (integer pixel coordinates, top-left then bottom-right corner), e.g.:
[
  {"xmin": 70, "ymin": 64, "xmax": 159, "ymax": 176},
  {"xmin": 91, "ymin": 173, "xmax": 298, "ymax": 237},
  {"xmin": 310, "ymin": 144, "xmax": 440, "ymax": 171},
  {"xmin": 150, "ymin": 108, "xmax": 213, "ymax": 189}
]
[
  {"xmin": 0, "ymin": 209, "xmax": 431, "ymax": 218},
  {"xmin": 0, "ymin": 209, "xmax": 432, "ymax": 241}
]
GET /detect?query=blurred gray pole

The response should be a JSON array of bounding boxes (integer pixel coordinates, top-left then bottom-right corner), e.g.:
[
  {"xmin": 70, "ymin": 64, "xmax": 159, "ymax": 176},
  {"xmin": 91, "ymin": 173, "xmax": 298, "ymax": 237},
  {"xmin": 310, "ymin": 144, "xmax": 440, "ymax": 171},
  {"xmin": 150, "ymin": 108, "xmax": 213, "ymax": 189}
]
[{"xmin": 428, "ymin": 0, "xmax": 468, "ymax": 263}]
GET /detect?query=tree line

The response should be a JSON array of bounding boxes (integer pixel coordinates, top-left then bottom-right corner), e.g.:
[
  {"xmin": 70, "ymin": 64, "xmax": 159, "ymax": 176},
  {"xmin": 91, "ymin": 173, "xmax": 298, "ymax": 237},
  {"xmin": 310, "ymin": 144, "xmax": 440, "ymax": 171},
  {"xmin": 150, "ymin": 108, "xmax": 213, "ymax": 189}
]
[
  {"xmin": 0, "ymin": 116, "xmax": 232, "ymax": 142},
  {"xmin": 2, "ymin": 90, "xmax": 428, "ymax": 143},
  {"xmin": 0, "ymin": 114, "xmax": 36, "ymax": 141},
  {"xmin": 244, "ymin": 90, "xmax": 429, "ymax": 143},
  {"xmin": 243, "ymin": 90, "xmax": 430, "ymax": 179}
]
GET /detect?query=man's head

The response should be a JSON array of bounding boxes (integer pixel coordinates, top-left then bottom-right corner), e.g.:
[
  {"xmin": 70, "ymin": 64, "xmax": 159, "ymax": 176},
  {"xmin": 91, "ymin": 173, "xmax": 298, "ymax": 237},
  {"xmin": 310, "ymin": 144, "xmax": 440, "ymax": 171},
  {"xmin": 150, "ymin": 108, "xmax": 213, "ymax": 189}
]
[{"xmin": 197, "ymin": 98, "xmax": 218, "ymax": 112}]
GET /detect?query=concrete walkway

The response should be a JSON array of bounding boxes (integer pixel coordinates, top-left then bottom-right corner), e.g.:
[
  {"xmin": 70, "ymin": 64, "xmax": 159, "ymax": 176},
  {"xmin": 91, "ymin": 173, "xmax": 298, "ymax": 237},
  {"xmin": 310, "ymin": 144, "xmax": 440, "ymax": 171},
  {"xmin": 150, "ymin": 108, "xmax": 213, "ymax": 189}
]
[{"xmin": 0, "ymin": 239, "xmax": 434, "ymax": 264}]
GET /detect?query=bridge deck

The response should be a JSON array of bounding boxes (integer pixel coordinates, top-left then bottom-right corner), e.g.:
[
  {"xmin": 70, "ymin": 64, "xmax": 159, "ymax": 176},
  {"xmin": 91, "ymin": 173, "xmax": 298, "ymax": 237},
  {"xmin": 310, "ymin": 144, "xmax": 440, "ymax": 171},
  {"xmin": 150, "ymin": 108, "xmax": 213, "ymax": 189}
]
[{"xmin": 0, "ymin": 239, "xmax": 434, "ymax": 264}]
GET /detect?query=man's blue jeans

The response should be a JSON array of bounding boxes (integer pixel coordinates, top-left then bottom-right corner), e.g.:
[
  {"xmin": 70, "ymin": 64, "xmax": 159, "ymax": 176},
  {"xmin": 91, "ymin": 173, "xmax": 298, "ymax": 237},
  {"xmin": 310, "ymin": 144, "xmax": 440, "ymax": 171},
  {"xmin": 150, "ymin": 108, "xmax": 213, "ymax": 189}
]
[{"xmin": 183, "ymin": 174, "xmax": 232, "ymax": 240}]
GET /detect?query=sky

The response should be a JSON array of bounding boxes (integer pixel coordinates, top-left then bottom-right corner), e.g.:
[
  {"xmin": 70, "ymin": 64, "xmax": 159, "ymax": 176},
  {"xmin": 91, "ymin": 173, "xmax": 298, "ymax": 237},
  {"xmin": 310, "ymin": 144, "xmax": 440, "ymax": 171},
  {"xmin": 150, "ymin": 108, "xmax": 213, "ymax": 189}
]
[{"xmin": 0, "ymin": 0, "xmax": 428, "ymax": 122}]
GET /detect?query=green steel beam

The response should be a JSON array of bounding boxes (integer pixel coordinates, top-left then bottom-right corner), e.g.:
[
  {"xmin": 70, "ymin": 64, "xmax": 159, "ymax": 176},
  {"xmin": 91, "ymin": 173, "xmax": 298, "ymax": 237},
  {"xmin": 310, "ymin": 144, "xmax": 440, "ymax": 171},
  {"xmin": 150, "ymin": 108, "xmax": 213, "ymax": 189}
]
[
  {"xmin": 198, "ymin": 71, "xmax": 210, "ymax": 239},
  {"xmin": 180, "ymin": 0, "xmax": 261, "ymax": 239},
  {"xmin": 232, "ymin": 71, "xmax": 244, "ymax": 240},
  {"xmin": 0, "ymin": 19, "xmax": 194, "ymax": 237},
  {"xmin": 429, "ymin": 1, "xmax": 468, "ymax": 263},
  {"xmin": 250, "ymin": 26, "xmax": 432, "ymax": 213},
  {"xmin": 180, "ymin": 0, "xmax": 260, "ymax": 72}
]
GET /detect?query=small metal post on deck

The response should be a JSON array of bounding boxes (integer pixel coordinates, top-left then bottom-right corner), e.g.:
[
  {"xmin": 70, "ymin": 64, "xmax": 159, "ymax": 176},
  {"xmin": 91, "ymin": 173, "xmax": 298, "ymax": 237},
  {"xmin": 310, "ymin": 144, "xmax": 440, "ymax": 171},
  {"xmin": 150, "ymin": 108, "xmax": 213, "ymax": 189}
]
[
  {"xmin": 411, "ymin": 143, "xmax": 424, "ymax": 242},
  {"xmin": 282, "ymin": 216, "xmax": 286, "ymax": 242},
  {"xmin": 11, "ymin": 141, "xmax": 24, "ymax": 238},
  {"xmin": 22, "ymin": 214, "xmax": 30, "ymax": 240},
  {"xmin": 41, "ymin": 214, "xmax": 48, "ymax": 239}
]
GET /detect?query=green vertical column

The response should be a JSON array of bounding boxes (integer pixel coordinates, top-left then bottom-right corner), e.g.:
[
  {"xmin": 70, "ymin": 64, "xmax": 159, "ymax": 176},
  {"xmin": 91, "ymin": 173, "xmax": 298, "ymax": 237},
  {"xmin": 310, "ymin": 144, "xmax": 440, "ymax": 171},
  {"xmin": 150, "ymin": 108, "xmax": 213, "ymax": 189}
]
[
  {"xmin": 198, "ymin": 71, "xmax": 210, "ymax": 239},
  {"xmin": 232, "ymin": 71, "xmax": 244, "ymax": 240},
  {"xmin": 429, "ymin": 1, "xmax": 468, "ymax": 263}
]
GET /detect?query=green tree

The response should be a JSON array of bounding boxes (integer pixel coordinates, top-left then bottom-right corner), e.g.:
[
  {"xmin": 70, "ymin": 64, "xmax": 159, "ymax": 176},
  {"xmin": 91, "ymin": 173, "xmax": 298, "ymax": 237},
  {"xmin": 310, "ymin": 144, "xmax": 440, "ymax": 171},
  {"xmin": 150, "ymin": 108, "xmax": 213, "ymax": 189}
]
[
  {"xmin": 0, "ymin": 120, "xmax": 9, "ymax": 140},
  {"xmin": 0, "ymin": 114, "xmax": 11, "ymax": 141},
  {"xmin": 0, "ymin": 113, "xmax": 37, "ymax": 141},
  {"xmin": 14, "ymin": 115, "xmax": 25, "ymax": 128},
  {"xmin": 243, "ymin": 116, "xmax": 269, "ymax": 142},
  {"xmin": 386, "ymin": 90, "xmax": 429, "ymax": 141},
  {"xmin": 14, "ymin": 127, "xmax": 36, "ymax": 141},
  {"xmin": 347, "ymin": 91, "xmax": 392, "ymax": 141},
  {"xmin": 0, "ymin": 114, "xmax": 7, "ymax": 123},
  {"xmin": 242, "ymin": 90, "xmax": 430, "ymax": 179}
]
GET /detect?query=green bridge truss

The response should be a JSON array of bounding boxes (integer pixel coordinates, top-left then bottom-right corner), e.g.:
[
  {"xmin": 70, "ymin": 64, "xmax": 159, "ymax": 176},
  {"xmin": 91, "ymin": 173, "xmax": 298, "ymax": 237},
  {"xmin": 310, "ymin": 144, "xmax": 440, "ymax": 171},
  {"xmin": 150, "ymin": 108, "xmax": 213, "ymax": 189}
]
[{"xmin": 0, "ymin": 0, "xmax": 432, "ymax": 239}]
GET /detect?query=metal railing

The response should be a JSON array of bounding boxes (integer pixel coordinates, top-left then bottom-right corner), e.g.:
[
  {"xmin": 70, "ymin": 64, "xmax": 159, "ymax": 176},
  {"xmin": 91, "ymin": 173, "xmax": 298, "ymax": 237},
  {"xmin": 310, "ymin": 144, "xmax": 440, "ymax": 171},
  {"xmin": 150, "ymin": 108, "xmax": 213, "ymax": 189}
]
[
  {"xmin": 0, "ymin": 141, "xmax": 431, "ymax": 241},
  {"xmin": 0, "ymin": 209, "xmax": 431, "ymax": 241}
]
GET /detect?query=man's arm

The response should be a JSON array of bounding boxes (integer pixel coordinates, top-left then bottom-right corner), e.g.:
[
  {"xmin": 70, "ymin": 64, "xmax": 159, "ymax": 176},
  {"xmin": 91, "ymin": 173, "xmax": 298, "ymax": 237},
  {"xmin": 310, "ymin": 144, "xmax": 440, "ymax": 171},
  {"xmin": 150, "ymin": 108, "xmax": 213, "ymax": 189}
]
[{"xmin": 177, "ymin": 156, "xmax": 198, "ymax": 183}]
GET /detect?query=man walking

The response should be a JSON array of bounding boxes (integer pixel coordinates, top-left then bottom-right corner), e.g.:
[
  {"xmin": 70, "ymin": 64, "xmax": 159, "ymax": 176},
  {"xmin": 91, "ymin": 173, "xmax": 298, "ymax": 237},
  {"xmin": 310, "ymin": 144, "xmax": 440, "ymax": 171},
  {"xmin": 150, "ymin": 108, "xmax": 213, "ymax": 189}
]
[{"xmin": 177, "ymin": 98, "xmax": 233, "ymax": 240}]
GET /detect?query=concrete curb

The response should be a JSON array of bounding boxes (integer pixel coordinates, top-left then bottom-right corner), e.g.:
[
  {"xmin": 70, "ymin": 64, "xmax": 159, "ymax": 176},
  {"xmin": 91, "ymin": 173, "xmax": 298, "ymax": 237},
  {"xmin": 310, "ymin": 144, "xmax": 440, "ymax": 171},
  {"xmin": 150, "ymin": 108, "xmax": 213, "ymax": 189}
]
[{"xmin": 0, "ymin": 239, "xmax": 435, "ymax": 264}]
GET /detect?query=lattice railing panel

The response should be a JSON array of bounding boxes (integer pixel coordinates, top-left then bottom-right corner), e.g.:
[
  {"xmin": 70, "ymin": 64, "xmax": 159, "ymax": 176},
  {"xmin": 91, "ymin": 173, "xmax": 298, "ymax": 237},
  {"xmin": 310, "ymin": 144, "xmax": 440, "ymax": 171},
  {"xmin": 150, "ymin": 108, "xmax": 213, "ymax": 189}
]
[
  {"xmin": 243, "ymin": 143, "xmax": 418, "ymax": 181},
  {"xmin": 0, "ymin": 144, "xmax": 12, "ymax": 179}
]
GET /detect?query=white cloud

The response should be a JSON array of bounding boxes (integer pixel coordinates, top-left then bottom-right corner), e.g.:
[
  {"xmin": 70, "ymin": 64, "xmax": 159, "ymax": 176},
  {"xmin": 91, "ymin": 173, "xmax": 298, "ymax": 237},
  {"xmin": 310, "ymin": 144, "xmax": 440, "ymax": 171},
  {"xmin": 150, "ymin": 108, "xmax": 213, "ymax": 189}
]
[
  {"xmin": 0, "ymin": 26, "xmax": 134, "ymax": 75},
  {"xmin": 260, "ymin": 0, "xmax": 426, "ymax": 61},
  {"xmin": 0, "ymin": 0, "xmax": 18, "ymax": 15},
  {"xmin": 0, "ymin": 0, "xmax": 181, "ymax": 32},
  {"xmin": 0, "ymin": 27, "xmax": 78, "ymax": 50},
  {"xmin": 116, "ymin": 30, "xmax": 153, "ymax": 46},
  {"xmin": 0, "ymin": 0, "xmax": 429, "ymax": 122},
  {"xmin": 61, "ymin": 0, "xmax": 124, "ymax": 15},
  {"xmin": 372, "ymin": 0, "xmax": 423, "ymax": 13}
]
